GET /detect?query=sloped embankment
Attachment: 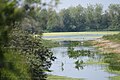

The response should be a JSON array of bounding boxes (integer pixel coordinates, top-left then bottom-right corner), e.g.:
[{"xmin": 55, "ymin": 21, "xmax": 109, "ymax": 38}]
[{"xmin": 93, "ymin": 39, "xmax": 120, "ymax": 53}]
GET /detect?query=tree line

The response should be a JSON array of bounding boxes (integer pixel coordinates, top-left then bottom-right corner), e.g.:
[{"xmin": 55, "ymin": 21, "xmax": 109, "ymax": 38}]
[{"xmin": 40, "ymin": 4, "xmax": 120, "ymax": 32}]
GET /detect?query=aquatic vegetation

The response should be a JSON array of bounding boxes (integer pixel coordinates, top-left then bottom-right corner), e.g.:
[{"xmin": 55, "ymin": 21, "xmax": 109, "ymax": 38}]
[
  {"xmin": 103, "ymin": 53, "xmax": 120, "ymax": 71},
  {"xmin": 110, "ymin": 76, "xmax": 120, "ymax": 80},
  {"xmin": 105, "ymin": 55, "xmax": 120, "ymax": 80},
  {"xmin": 46, "ymin": 32, "xmax": 120, "ymax": 79},
  {"xmin": 47, "ymin": 75, "xmax": 82, "ymax": 80},
  {"xmin": 41, "ymin": 39, "xmax": 60, "ymax": 48},
  {"xmin": 65, "ymin": 41, "xmax": 93, "ymax": 47},
  {"xmin": 67, "ymin": 46, "xmax": 94, "ymax": 59},
  {"xmin": 67, "ymin": 46, "xmax": 96, "ymax": 70}
]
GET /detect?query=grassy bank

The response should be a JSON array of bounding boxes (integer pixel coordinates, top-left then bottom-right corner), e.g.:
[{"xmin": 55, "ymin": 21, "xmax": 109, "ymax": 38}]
[
  {"xmin": 43, "ymin": 31, "xmax": 119, "ymax": 36},
  {"xmin": 85, "ymin": 58, "xmax": 107, "ymax": 65},
  {"xmin": 106, "ymin": 68, "xmax": 120, "ymax": 80},
  {"xmin": 93, "ymin": 33, "xmax": 120, "ymax": 53},
  {"xmin": 110, "ymin": 76, "xmax": 120, "ymax": 80},
  {"xmin": 103, "ymin": 33, "xmax": 120, "ymax": 43},
  {"xmin": 47, "ymin": 75, "xmax": 83, "ymax": 80}
]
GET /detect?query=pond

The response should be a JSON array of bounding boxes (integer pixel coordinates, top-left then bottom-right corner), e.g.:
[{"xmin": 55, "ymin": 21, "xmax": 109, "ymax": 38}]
[
  {"xmin": 48, "ymin": 46, "xmax": 117, "ymax": 80},
  {"xmin": 44, "ymin": 32, "xmax": 120, "ymax": 80}
]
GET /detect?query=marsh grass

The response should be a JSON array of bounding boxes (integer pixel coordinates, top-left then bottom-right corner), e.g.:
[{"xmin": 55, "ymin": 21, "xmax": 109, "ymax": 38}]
[
  {"xmin": 41, "ymin": 39, "xmax": 60, "ymax": 48},
  {"xmin": 103, "ymin": 33, "xmax": 120, "ymax": 42},
  {"xmin": 109, "ymin": 76, "xmax": 120, "ymax": 80},
  {"xmin": 47, "ymin": 75, "xmax": 83, "ymax": 80},
  {"xmin": 85, "ymin": 59, "xmax": 107, "ymax": 65}
]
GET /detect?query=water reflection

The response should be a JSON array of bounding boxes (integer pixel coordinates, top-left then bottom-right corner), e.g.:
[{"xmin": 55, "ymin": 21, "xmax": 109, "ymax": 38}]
[
  {"xmin": 75, "ymin": 60, "xmax": 84, "ymax": 70},
  {"xmin": 49, "ymin": 46, "xmax": 117, "ymax": 80},
  {"xmin": 68, "ymin": 46, "xmax": 95, "ymax": 59},
  {"xmin": 61, "ymin": 62, "xmax": 64, "ymax": 71},
  {"xmin": 67, "ymin": 45, "xmax": 96, "ymax": 70}
]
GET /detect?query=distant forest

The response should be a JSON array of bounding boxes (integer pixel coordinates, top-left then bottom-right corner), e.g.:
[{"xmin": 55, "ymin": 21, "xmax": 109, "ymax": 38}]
[{"xmin": 38, "ymin": 4, "xmax": 120, "ymax": 32}]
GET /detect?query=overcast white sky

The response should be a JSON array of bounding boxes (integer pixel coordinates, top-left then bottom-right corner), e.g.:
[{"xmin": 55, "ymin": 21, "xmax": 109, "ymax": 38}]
[{"xmin": 55, "ymin": 0, "xmax": 120, "ymax": 11}]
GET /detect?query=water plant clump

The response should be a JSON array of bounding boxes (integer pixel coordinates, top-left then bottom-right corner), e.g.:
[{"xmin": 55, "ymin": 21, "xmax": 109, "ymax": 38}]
[
  {"xmin": 67, "ymin": 46, "xmax": 94, "ymax": 59},
  {"xmin": 103, "ymin": 53, "xmax": 120, "ymax": 71}
]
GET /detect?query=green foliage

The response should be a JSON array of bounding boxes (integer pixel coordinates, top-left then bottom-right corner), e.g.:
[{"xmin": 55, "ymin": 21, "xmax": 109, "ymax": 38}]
[
  {"xmin": 9, "ymin": 27, "xmax": 56, "ymax": 80},
  {"xmin": 68, "ymin": 41, "xmax": 80, "ymax": 47},
  {"xmin": 0, "ymin": 51, "xmax": 31, "ymax": 80},
  {"xmin": 103, "ymin": 33, "xmax": 120, "ymax": 42},
  {"xmin": 68, "ymin": 46, "xmax": 94, "ymax": 59},
  {"xmin": 43, "ymin": 4, "xmax": 120, "ymax": 32},
  {"xmin": 47, "ymin": 10, "xmax": 63, "ymax": 32},
  {"xmin": 0, "ymin": 1, "xmax": 26, "ymax": 80},
  {"xmin": 67, "ymin": 45, "xmax": 95, "ymax": 70},
  {"xmin": 41, "ymin": 39, "xmax": 59, "ymax": 48},
  {"xmin": 103, "ymin": 53, "xmax": 120, "ymax": 71},
  {"xmin": 0, "ymin": 0, "xmax": 24, "ymax": 27},
  {"xmin": 81, "ymin": 41, "xmax": 93, "ymax": 46},
  {"xmin": 0, "ymin": 0, "xmax": 58, "ymax": 80},
  {"xmin": 47, "ymin": 75, "xmax": 82, "ymax": 80},
  {"xmin": 103, "ymin": 53, "xmax": 120, "ymax": 80},
  {"xmin": 110, "ymin": 76, "xmax": 120, "ymax": 80},
  {"xmin": 67, "ymin": 41, "xmax": 93, "ymax": 47}
]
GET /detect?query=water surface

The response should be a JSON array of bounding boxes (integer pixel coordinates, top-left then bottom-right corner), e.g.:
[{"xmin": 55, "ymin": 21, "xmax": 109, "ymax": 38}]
[{"xmin": 48, "ymin": 47, "xmax": 117, "ymax": 80}]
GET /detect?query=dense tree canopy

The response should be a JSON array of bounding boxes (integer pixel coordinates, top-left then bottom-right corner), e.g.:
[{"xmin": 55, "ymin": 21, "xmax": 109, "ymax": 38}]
[{"xmin": 42, "ymin": 4, "xmax": 120, "ymax": 32}]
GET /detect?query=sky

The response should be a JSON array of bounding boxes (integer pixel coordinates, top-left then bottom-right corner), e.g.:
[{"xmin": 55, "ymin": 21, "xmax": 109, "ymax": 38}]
[{"xmin": 55, "ymin": 0, "xmax": 120, "ymax": 11}]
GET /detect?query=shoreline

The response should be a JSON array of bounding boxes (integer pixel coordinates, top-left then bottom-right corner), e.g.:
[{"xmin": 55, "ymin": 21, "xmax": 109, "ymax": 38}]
[{"xmin": 93, "ymin": 38, "xmax": 120, "ymax": 54}]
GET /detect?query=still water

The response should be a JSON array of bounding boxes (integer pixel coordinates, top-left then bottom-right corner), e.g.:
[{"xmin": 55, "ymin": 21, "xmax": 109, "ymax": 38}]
[
  {"xmin": 48, "ymin": 46, "xmax": 117, "ymax": 80},
  {"xmin": 45, "ymin": 32, "xmax": 119, "ymax": 80}
]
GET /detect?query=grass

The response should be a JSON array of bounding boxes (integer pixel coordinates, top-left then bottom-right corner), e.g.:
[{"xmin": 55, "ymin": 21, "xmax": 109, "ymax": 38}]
[
  {"xmin": 43, "ymin": 31, "xmax": 119, "ymax": 36},
  {"xmin": 105, "ymin": 68, "xmax": 120, "ymax": 80},
  {"xmin": 105, "ymin": 68, "xmax": 120, "ymax": 74},
  {"xmin": 109, "ymin": 76, "xmax": 120, "ymax": 80},
  {"xmin": 103, "ymin": 33, "xmax": 120, "ymax": 43},
  {"xmin": 64, "ymin": 41, "xmax": 93, "ymax": 47},
  {"xmin": 1, "ymin": 50, "xmax": 31, "ymax": 80},
  {"xmin": 81, "ymin": 41, "xmax": 94, "ymax": 46},
  {"xmin": 85, "ymin": 59, "xmax": 108, "ymax": 65},
  {"xmin": 41, "ymin": 39, "xmax": 60, "ymax": 48},
  {"xmin": 47, "ymin": 75, "xmax": 83, "ymax": 80}
]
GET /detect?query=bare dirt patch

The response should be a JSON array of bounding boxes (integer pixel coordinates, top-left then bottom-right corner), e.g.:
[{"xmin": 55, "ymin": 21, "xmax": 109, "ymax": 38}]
[{"xmin": 93, "ymin": 38, "xmax": 120, "ymax": 53}]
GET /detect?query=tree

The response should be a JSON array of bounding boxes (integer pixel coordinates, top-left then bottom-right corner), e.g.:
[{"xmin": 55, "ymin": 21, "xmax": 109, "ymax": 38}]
[
  {"xmin": 0, "ymin": 0, "xmax": 59, "ymax": 80},
  {"xmin": 47, "ymin": 9, "xmax": 63, "ymax": 32},
  {"xmin": 9, "ymin": 27, "xmax": 56, "ymax": 80},
  {"xmin": 37, "ymin": 9, "xmax": 48, "ymax": 31},
  {"xmin": 0, "ymin": 0, "xmax": 30, "ymax": 80},
  {"xmin": 45, "ymin": 4, "xmax": 120, "ymax": 32},
  {"xmin": 70, "ymin": 5, "xmax": 86, "ymax": 31},
  {"xmin": 93, "ymin": 4, "xmax": 103, "ymax": 30},
  {"xmin": 108, "ymin": 4, "xmax": 120, "ymax": 30},
  {"xmin": 101, "ymin": 10, "xmax": 110, "ymax": 30}
]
